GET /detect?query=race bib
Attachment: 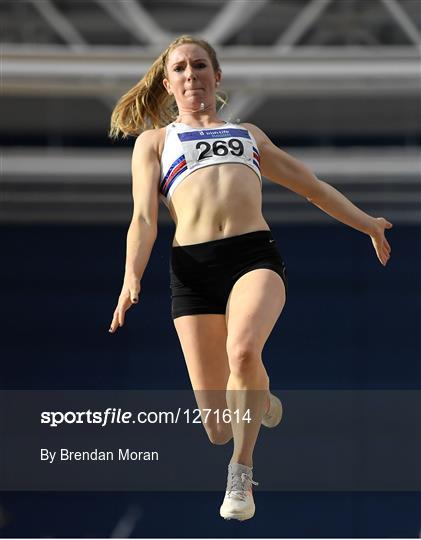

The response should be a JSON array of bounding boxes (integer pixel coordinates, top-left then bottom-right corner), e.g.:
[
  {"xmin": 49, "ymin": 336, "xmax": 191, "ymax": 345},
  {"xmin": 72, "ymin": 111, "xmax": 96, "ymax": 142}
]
[{"xmin": 177, "ymin": 128, "xmax": 257, "ymax": 171}]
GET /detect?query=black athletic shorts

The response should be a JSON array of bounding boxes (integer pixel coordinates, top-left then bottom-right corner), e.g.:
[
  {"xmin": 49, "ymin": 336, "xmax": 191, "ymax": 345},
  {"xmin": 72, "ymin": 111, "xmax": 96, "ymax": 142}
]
[{"xmin": 170, "ymin": 230, "xmax": 287, "ymax": 319}]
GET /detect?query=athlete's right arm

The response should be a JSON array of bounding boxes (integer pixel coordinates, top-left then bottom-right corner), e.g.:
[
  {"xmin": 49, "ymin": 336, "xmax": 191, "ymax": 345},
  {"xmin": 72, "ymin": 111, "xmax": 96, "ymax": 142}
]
[{"xmin": 109, "ymin": 130, "xmax": 160, "ymax": 333}]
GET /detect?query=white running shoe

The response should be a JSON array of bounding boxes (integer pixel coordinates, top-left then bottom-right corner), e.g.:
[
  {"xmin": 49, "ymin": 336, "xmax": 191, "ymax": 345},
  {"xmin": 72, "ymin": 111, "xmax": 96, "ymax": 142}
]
[
  {"xmin": 261, "ymin": 392, "xmax": 283, "ymax": 428},
  {"xmin": 219, "ymin": 463, "xmax": 259, "ymax": 521}
]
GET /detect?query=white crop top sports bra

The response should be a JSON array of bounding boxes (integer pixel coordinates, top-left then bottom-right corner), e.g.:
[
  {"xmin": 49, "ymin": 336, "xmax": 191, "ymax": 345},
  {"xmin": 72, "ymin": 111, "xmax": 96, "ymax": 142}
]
[{"xmin": 159, "ymin": 121, "xmax": 262, "ymax": 206}]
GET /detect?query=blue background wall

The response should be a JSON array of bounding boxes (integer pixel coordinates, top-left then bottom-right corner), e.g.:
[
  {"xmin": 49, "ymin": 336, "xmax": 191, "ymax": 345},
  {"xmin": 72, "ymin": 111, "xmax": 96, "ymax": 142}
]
[{"xmin": 1, "ymin": 223, "xmax": 420, "ymax": 537}]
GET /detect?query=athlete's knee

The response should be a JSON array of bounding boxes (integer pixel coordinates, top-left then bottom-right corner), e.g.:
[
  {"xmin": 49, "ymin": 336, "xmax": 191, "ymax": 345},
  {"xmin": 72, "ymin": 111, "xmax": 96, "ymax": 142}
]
[
  {"xmin": 226, "ymin": 340, "xmax": 261, "ymax": 376},
  {"xmin": 205, "ymin": 425, "xmax": 233, "ymax": 445},
  {"xmin": 208, "ymin": 431, "xmax": 233, "ymax": 445}
]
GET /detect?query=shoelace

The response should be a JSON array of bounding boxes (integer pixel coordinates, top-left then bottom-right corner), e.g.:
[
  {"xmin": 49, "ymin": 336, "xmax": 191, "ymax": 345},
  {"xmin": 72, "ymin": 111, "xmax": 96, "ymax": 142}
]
[{"xmin": 227, "ymin": 471, "xmax": 259, "ymax": 501}]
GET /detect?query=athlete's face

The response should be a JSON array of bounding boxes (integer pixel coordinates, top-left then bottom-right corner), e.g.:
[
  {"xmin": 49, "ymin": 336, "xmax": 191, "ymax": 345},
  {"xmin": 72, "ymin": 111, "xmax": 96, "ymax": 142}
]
[{"xmin": 163, "ymin": 44, "xmax": 221, "ymax": 112}]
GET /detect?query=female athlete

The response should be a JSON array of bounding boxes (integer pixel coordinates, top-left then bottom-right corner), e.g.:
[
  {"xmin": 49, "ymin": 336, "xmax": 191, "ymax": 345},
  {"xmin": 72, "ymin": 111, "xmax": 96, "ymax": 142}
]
[{"xmin": 108, "ymin": 35, "xmax": 392, "ymax": 521}]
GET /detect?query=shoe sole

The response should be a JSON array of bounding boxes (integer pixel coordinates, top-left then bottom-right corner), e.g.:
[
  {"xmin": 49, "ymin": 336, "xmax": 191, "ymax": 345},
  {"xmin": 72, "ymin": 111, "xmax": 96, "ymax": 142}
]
[
  {"xmin": 220, "ymin": 508, "xmax": 255, "ymax": 521},
  {"xmin": 261, "ymin": 393, "xmax": 283, "ymax": 428}
]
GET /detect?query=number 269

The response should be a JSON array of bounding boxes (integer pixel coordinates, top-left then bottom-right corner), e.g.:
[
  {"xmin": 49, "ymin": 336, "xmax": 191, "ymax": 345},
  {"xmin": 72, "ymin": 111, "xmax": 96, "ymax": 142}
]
[{"xmin": 196, "ymin": 139, "xmax": 244, "ymax": 160}]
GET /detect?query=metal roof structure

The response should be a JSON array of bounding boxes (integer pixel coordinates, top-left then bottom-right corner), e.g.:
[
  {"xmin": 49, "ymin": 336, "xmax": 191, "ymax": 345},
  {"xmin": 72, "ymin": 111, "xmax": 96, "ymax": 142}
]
[{"xmin": 1, "ymin": 0, "xmax": 420, "ymax": 224}]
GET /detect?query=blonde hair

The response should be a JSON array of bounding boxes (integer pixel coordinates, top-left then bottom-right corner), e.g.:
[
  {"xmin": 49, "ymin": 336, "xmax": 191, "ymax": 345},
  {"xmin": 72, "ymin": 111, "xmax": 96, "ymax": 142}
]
[{"xmin": 109, "ymin": 35, "xmax": 226, "ymax": 139}]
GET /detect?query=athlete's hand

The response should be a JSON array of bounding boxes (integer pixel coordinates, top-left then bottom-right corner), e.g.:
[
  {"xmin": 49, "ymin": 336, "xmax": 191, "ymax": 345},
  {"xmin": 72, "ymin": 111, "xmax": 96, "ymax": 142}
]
[
  {"xmin": 109, "ymin": 277, "xmax": 141, "ymax": 333},
  {"xmin": 368, "ymin": 217, "xmax": 393, "ymax": 266}
]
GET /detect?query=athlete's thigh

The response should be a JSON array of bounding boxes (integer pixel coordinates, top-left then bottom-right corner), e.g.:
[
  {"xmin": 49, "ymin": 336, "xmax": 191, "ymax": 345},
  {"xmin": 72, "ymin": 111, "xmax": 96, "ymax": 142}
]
[
  {"xmin": 173, "ymin": 312, "xmax": 230, "ymax": 396},
  {"xmin": 225, "ymin": 269, "xmax": 286, "ymax": 354}
]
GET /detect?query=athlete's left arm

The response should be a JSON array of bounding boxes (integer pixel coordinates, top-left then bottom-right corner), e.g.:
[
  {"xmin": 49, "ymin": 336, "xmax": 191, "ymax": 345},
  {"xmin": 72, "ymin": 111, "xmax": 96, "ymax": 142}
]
[{"xmin": 243, "ymin": 123, "xmax": 393, "ymax": 266}]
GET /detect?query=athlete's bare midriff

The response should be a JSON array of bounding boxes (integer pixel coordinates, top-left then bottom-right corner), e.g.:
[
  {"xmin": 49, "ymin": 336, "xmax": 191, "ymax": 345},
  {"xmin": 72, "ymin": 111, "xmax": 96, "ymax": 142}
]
[{"xmin": 157, "ymin": 126, "xmax": 270, "ymax": 247}]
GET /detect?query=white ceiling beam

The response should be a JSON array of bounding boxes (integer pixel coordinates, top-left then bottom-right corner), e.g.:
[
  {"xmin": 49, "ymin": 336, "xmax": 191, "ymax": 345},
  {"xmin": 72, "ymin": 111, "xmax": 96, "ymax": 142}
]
[
  {"xmin": 380, "ymin": 0, "xmax": 421, "ymax": 48},
  {"xmin": 201, "ymin": 0, "xmax": 270, "ymax": 45},
  {"xmin": 28, "ymin": 0, "xmax": 87, "ymax": 49},
  {"xmin": 4, "ymin": 46, "xmax": 418, "ymax": 77},
  {"xmin": 2, "ymin": 45, "xmax": 419, "ymax": 96},
  {"xmin": 275, "ymin": 0, "xmax": 334, "ymax": 50},
  {"xmin": 3, "ymin": 148, "xmax": 419, "ymax": 178},
  {"xmin": 95, "ymin": 0, "xmax": 171, "ymax": 45},
  {"xmin": 3, "ymin": 58, "xmax": 417, "ymax": 86},
  {"xmin": 2, "ymin": 148, "xmax": 419, "ymax": 224}
]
